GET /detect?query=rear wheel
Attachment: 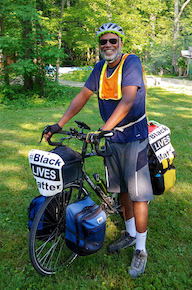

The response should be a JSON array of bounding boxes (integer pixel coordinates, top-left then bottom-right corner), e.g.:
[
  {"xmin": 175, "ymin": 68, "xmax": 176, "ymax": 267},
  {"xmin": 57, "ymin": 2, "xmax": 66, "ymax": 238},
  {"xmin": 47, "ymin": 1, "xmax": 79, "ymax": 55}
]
[{"xmin": 29, "ymin": 185, "xmax": 88, "ymax": 276}]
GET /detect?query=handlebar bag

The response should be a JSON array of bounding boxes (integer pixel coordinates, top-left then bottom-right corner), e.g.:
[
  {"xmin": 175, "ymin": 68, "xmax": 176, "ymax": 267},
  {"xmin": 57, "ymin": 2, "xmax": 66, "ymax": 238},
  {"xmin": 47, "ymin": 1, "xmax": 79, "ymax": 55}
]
[
  {"xmin": 50, "ymin": 145, "xmax": 82, "ymax": 186},
  {"xmin": 65, "ymin": 196, "xmax": 106, "ymax": 256}
]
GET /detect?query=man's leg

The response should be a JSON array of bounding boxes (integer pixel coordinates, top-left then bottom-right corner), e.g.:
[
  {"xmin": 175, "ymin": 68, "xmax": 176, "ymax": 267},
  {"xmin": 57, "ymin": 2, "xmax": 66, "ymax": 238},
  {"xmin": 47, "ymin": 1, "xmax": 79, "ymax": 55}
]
[
  {"xmin": 119, "ymin": 196, "xmax": 149, "ymax": 251},
  {"xmin": 108, "ymin": 192, "xmax": 136, "ymax": 252},
  {"xmin": 128, "ymin": 201, "xmax": 148, "ymax": 278},
  {"xmin": 120, "ymin": 192, "xmax": 136, "ymax": 238},
  {"xmin": 120, "ymin": 192, "xmax": 134, "ymax": 220}
]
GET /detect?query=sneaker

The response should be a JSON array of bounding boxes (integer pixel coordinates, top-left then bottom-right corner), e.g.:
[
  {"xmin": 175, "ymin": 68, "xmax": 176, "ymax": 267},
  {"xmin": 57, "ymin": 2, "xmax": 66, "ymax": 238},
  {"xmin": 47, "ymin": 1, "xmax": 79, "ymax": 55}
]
[
  {"xmin": 108, "ymin": 232, "xmax": 136, "ymax": 252},
  {"xmin": 128, "ymin": 249, "xmax": 148, "ymax": 278}
]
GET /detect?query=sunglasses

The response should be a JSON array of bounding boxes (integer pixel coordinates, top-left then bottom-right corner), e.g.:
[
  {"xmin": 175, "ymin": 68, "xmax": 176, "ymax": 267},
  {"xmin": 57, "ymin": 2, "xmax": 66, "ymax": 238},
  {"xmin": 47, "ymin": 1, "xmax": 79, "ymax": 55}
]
[{"xmin": 99, "ymin": 38, "xmax": 118, "ymax": 45}]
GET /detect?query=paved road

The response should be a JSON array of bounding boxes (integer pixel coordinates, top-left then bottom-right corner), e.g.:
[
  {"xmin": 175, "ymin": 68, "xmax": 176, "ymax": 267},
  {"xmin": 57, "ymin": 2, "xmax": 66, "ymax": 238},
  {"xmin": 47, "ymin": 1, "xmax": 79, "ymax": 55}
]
[
  {"xmin": 146, "ymin": 75, "xmax": 192, "ymax": 89},
  {"xmin": 59, "ymin": 76, "xmax": 192, "ymax": 90},
  {"xmin": 9, "ymin": 75, "xmax": 192, "ymax": 91},
  {"xmin": 58, "ymin": 79, "xmax": 85, "ymax": 87}
]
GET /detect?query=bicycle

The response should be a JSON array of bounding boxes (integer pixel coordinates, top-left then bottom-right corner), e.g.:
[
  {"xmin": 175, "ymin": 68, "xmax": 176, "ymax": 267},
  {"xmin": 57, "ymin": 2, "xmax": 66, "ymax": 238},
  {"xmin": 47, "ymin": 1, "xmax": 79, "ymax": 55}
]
[{"xmin": 28, "ymin": 120, "xmax": 123, "ymax": 276}]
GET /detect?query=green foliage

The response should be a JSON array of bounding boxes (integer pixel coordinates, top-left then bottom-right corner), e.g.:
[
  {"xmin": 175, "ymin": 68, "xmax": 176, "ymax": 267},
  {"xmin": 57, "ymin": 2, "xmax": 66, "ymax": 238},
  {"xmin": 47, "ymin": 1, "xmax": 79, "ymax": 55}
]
[
  {"xmin": 177, "ymin": 57, "xmax": 187, "ymax": 70},
  {"xmin": 10, "ymin": 59, "xmax": 38, "ymax": 76},
  {"xmin": 0, "ymin": 80, "xmax": 81, "ymax": 109},
  {"xmin": 0, "ymin": 0, "xmax": 192, "ymax": 96}
]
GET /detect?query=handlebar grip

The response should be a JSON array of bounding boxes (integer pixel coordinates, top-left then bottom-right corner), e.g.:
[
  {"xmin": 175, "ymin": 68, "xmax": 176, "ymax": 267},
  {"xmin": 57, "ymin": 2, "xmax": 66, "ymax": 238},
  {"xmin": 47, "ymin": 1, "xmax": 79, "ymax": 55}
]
[
  {"xmin": 97, "ymin": 130, "xmax": 114, "ymax": 140},
  {"xmin": 47, "ymin": 137, "xmax": 63, "ymax": 147},
  {"xmin": 46, "ymin": 130, "xmax": 71, "ymax": 146}
]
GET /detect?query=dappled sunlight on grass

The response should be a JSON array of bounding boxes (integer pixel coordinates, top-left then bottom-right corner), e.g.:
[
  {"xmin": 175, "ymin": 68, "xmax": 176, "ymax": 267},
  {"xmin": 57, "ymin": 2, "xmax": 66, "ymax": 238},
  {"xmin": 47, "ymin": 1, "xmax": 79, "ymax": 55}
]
[
  {"xmin": 176, "ymin": 182, "xmax": 192, "ymax": 193},
  {"xmin": 174, "ymin": 106, "xmax": 192, "ymax": 112},
  {"xmin": 45, "ymin": 113, "xmax": 63, "ymax": 119},
  {"xmin": 171, "ymin": 96, "xmax": 192, "ymax": 103},
  {"xmin": 84, "ymin": 107, "xmax": 94, "ymax": 114},
  {"xmin": 176, "ymin": 113, "xmax": 192, "ymax": 118},
  {"xmin": 161, "ymin": 87, "xmax": 192, "ymax": 96},
  {"xmin": 148, "ymin": 112, "xmax": 165, "ymax": 117},
  {"xmin": 20, "ymin": 123, "xmax": 39, "ymax": 130},
  {"xmin": 105, "ymin": 218, "xmax": 121, "ymax": 241},
  {"xmin": 0, "ymin": 164, "xmax": 21, "ymax": 173},
  {"xmin": 3, "ymin": 176, "xmax": 28, "ymax": 192},
  {"xmin": 1, "ymin": 139, "xmax": 30, "ymax": 149}
]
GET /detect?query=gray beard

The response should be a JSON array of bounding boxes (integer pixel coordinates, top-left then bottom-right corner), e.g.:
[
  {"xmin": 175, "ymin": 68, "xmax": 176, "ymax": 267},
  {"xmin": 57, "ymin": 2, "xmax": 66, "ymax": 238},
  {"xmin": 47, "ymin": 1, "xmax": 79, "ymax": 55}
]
[{"xmin": 99, "ymin": 42, "xmax": 122, "ymax": 63}]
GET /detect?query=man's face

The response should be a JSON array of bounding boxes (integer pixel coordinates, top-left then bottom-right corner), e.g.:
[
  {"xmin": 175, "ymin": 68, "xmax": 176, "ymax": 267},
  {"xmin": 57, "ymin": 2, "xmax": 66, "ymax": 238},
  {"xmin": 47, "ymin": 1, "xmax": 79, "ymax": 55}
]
[{"xmin": 99, "ymin": 33, "xmax": 123, "ymax": 63}]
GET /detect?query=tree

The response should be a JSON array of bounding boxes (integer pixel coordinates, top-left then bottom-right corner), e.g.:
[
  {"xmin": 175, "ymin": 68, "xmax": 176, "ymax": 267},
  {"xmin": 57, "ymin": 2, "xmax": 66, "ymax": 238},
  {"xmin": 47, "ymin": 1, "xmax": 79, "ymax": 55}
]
[
  {"xmin": 172, "ymin": 0, "xmax": 191, "ymax": 73},
  {"xmin": 1, "ymin": 0, "xmax": 192, "ymax": 100},
  {"xmin": 0, "ymin": 0, "xmax": 65, "ymax": 96}
]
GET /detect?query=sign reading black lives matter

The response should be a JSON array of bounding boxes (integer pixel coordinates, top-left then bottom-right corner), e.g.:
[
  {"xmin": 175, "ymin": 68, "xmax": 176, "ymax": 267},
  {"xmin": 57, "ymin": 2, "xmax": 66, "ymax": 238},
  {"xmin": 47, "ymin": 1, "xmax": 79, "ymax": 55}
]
[
  {"xmin": 148, "ymin": 125, "xmax": 175, "ymax": 163},
  {"xmin": 28, "ymin": 149, "xmax": 64, "ymax": 196}
]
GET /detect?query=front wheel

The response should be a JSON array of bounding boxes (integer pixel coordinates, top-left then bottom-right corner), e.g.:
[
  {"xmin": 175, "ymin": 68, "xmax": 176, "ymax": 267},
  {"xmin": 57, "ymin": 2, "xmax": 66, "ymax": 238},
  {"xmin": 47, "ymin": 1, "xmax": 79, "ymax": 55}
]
[{"xmin": 29, "ymin": 185, "xmax": 88, "ymax": 276}]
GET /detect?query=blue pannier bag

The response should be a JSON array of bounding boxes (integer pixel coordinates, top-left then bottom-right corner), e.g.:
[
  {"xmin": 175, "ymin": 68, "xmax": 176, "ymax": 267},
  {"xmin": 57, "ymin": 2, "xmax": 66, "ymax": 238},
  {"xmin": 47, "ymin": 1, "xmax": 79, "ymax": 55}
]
[
  {"xmin": 28, "ymin": 195, "xmax": 58, "ymax": 240},
  {"xmin": 28, "ymin": 195, "xmax": 46, "ymax": 232},
  {"xmin": 65, "ymin": 196, "xmax": 106, "ymax": 256}
]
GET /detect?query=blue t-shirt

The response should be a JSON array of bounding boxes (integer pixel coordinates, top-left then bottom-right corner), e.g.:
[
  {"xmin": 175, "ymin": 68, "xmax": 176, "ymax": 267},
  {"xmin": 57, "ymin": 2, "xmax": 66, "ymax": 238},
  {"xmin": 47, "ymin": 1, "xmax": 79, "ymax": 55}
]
[{"xmin": 85, "ymin": 54, "xmax": 148, "ymax": 143}]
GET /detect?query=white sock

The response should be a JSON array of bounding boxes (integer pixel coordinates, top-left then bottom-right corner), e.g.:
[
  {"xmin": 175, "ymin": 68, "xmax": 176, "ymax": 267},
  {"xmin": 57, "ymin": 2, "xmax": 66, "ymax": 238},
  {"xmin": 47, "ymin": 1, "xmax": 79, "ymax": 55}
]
[
  {"xmin": 135, "ymin": 230, "xmax": 147, "ymax": 252},
  {"xmin": 125, "ymin": 217, "xmax": 136, "ymax": 237}
]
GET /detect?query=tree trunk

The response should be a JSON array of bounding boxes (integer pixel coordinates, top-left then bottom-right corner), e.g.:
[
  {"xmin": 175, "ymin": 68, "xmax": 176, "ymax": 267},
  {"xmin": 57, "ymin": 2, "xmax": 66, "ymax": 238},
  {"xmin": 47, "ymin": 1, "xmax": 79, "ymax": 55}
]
[
  {"xmin": 34, "ymin": 0, "xmax": 46, "ymax": 94},
  {"xmin": 150, "ymin": 13, "xmax": 156, "ymax": 38},
  {"xmin": 107, "ymin": 0, "xmax": 112, "ymax": 21},
  {"xmin": 172, "ymin": 0, "xmax": 179, "ymax": 74},
  {"xmin": 55, "ymin": 0, "xmax": 65, "ymax": 82},
  {"xmin": 23, "ymin": 21, "xmax": 34, "ymax": 90},
  {"xmin": 95, "ymin": 45, "xmax": 100, "ymax": 64}
]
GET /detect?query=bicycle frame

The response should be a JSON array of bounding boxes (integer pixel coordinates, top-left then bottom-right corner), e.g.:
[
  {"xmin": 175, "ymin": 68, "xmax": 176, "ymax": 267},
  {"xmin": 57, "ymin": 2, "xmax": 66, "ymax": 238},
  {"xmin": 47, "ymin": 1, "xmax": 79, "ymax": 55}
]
[{"xmin": 82, "ymin": 171, "xmax": 120, "ymax": 215}]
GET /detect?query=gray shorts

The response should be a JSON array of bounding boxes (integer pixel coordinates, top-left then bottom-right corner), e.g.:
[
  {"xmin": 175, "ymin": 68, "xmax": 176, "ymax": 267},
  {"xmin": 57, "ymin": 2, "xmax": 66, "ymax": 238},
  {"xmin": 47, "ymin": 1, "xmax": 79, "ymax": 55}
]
[{"xmin": 104, "ymin": 138, "xmax": 153, "ymax": 202}]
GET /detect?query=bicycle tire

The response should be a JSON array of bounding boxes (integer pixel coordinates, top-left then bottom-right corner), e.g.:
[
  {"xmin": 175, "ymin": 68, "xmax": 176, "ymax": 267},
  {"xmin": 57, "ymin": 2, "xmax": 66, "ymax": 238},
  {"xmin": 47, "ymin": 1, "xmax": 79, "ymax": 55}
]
[{"xmin": 29, "ymin": 185, "xmax": 88, "ymax": 276}]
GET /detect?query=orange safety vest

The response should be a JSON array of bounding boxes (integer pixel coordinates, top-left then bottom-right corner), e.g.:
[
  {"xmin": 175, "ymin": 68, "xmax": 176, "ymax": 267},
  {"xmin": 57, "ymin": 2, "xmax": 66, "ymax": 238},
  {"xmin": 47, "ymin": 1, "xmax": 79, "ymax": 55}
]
[
  {"xmin": 99, "ymin": 53, "xmax": 147, "ymax": 100},
  {"xmin": 99, "ymin": 54, "xmax": 130, "ymax": 100},
  {"xmin": 99, "ymin": 53, "xmax": 148, "ymax": 125}
]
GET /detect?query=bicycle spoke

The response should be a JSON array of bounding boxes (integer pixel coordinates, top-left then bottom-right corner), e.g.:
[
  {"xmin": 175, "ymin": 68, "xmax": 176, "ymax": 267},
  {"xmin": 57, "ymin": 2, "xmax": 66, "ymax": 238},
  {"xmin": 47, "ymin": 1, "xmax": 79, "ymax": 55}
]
[{"xmin": 29, "ymin": 186, "xmax": 87, "ymax": 275}]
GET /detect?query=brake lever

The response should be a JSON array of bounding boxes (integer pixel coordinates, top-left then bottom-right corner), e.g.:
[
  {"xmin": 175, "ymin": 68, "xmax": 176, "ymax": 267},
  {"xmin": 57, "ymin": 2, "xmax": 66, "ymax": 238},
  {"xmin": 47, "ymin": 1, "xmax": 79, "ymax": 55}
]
[
  {"xmin": 38, "ymin": 125, "xmax": 51, "ymax": 144},
  {"xmin": 93, "ymin": 130, "xmax": 114, "ymax": 157}
]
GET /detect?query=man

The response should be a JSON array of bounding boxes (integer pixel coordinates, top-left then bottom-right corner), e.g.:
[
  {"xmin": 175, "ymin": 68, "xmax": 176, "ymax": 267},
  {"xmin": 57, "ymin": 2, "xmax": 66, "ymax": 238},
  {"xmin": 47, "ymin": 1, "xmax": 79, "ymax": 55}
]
[{"xmin": 44, "ymin": 22, "xmax": 153, "ymax": 278}]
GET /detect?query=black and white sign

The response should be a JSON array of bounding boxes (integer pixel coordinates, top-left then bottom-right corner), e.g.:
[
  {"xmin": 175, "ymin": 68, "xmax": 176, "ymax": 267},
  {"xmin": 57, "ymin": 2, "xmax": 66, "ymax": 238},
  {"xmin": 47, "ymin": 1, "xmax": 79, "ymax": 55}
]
[
  {"xmin": 148, "ymin": 125, "xmax": 175, "ymax": 163},
  {"xmin": 28, "ymin": 149, "xmax": 64, "ymax": 196}
]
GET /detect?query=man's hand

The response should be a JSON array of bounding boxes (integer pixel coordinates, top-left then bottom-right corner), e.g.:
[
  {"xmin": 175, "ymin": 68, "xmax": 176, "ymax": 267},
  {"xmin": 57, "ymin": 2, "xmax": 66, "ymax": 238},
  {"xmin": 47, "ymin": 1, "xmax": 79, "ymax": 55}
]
[
  {"xmin": 44, "ymin": 123, "xmax": 62, "ymax": 141},
  {"xmin": 86, "ymin": 130, "xmax": 102, "ymax": 144}
]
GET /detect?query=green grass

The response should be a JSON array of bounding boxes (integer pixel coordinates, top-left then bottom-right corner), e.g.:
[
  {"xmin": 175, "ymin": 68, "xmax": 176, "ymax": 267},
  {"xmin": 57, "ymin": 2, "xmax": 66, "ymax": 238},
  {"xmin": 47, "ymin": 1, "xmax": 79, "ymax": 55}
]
[
  {"xmin": 60, "ymin": 67, "xmax": 93, "ymax": 82},
  {"xmin": 0, "ymin": 85, "xmax": 192, "ymax": 289}
]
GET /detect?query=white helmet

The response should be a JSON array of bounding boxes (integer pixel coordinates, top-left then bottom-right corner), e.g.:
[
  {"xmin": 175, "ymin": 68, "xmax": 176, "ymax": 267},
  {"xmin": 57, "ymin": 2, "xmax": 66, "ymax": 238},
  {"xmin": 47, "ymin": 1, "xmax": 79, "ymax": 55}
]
[{"xmin": 96, "ymin": 22, "xmax": 125, "ymax": 43}]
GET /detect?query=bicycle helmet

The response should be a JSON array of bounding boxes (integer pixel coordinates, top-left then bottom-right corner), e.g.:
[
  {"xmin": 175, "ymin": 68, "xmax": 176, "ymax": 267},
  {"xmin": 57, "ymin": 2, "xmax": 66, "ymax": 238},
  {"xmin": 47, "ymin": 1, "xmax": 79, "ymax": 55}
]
[{"xmin": 96, "ymin": 22, "xmax": 125, "ymax": 43}]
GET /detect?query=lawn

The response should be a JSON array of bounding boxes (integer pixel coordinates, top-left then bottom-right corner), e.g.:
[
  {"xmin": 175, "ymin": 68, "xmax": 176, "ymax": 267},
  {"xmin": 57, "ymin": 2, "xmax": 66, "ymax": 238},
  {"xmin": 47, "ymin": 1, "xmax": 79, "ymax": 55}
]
[{"xmin": 0, "ymin": 85, "xmax": 191, "ymax": 290}]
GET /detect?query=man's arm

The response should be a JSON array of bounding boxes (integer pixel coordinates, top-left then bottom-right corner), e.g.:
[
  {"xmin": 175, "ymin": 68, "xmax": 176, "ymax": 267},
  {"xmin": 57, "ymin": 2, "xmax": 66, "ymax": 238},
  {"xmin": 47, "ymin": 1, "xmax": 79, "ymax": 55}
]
[
  {"xmin": 44, "ymin": 86, "xmax": 93, "ymax": 141},
  {"xmin": 102, "ymin": 85, "xmax": 138, "ymax": 130}
]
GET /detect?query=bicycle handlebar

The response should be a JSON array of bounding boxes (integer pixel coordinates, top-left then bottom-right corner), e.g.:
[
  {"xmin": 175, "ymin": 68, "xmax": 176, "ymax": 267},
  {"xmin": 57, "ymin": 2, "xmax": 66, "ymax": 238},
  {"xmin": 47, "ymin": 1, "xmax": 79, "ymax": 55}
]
[{"xmin": 42, "ymin": 121, "xmax": 114, "ymax": 157}]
